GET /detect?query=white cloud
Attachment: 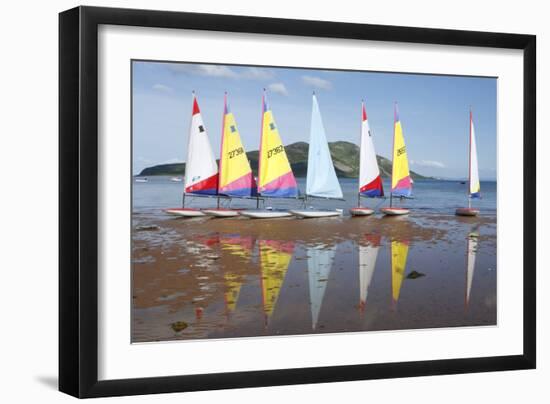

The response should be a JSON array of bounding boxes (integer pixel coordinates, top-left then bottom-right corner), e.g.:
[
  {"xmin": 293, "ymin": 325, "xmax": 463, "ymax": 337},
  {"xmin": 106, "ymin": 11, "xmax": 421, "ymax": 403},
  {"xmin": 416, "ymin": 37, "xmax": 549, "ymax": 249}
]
[
  {"xmin": 302, "ymin": 75, "xmax": 333, "ymax": 90},
  {"xmin": 166, "ymin": 64, "xmax": 273, "ymax": 80},
  {"xmin": 267, "ymin": 82, "xmax": 289, "ymax": 96},
  {"xmin": 411, "ymin": 160, "xmax": 446, "ymax": 168},
  {"xmin": 152, "ymin": 83, "xmax": 173, "ymax": 93},
  {"xmin": 242, "ymin": 67, "xmax": 274, "ymax": 80}
]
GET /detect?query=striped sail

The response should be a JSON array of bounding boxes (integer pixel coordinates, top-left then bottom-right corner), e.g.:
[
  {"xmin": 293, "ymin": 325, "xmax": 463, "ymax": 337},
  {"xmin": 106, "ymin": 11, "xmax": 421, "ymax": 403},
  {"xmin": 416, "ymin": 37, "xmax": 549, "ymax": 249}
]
[
  {"xmin": 391, "ymin": 104, "xmax": 412, "ymax": 197},
  {"xmin": 219, "ymin": 94, "xmax": 257, "ymax": 197},
  {"xmin": 466, "ymin": 232, "xmax": 478, "ymax": 306},
  {"xmin": 359, "ymin": 101, "xmax": 384, "ymax": 197},
  {"xmin": 307, "ymin": 244, "xmax": 336, "ymax": 330},
  {"xmin": 306, "ymin": 94, "xmax": 343, "ymax": 199},
  {"xmin": 259, "ymin": 240, "xmax": 294, "ymax": 322},
  {"xmin": 184, "ymin": 93, "xmax": 219, "ymax": 195},
  {"xmin": 469, "ymin": 111, "xmax": 481, "ymax": 198},
  {"xmin": 258, "ymin": 91, "xmax": 298, "ymax": 197},
  {"xmin": 391, "ymin": 240, "xmax": 409, "ymax": 306},
  {"xmin": 359, "ymin": 235, "xmax": 381, "ymax": 310}
]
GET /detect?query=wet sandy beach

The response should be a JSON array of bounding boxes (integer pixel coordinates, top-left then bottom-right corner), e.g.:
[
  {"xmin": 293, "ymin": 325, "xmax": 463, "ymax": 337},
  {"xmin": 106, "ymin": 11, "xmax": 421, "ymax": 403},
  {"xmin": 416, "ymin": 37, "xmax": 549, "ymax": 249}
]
[{"xmin": 131, "ymin": 212, "xmax": 496, "ymax": 343}]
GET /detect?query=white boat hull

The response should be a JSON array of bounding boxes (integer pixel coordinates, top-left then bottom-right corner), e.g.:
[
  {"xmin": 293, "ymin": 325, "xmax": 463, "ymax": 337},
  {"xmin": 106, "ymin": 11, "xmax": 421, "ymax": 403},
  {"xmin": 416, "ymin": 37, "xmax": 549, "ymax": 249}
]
[
  {"xmin": 164, "ymin": 208, "xmax": 205, "ymax": 217},
  {"xmin": 290, "ymin": 209, "xmax": 343, "ymax": 218},
  {"xmin": 380, "ymin": 207, "xmax": 410, "ymax": 216},
  {"xmin": 202, "ymin": 209, "xmax": 243, "ymax": 217},
  {"xmin": 239, "ymin": 210, "xmax": 293, "ymax": 219},
  {"xmin": 350, "ymin": 207, "xmax": 375, "ymax": 216},
  {"xmin": 455, "ymin": 208, "xmax": 479, "ymax": 216}
]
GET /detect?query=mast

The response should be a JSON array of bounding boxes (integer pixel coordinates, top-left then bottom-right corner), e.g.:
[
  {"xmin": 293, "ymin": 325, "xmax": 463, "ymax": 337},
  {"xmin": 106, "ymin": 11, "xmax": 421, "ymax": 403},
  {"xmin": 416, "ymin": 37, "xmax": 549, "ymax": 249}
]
[
  {"xmin": 468, "ymin": 108, "xmax": 472, "ymax": 209},
  {"xmin": 390, "ymin": 103, "xmax": 396, "ymax": 208},
  {"xmin": 182, "ymin": 91, "xmax": 195, "ymax": 208}
]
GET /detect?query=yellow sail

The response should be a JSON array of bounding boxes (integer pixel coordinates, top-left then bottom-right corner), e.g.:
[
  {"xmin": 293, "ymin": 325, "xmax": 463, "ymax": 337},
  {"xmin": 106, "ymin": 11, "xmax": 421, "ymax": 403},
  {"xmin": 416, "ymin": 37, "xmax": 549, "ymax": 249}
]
[
  {"xmin": 391, "ymin": 240, "xmax": 409, "ymax": 304},
  {"xmin": 259, "ymin": 240, "xmax": 294, "ymax": 318},
  {"xmin": 391, "ymin": 104, "xmax": 412, "ymax": 196}
]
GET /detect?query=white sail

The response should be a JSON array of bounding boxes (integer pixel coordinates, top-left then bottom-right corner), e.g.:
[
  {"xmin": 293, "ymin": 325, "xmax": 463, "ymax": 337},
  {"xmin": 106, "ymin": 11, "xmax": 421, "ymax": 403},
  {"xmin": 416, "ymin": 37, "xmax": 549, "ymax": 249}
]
[
  {"xmin": 306, "ymin": 94, "xmax": 343, "ymax": 199},
  {"xmin": 469, "ymin": 112, "xmax": 481, "ymax": 198},
  {"xmin": 359, "ymin": 102, "xmax": 384, "ymax": 197},
  {"xmin": 359, "ymin": 236, "xmax": 381, "ymax": 308},
  {"xmin": 184, "ymin": 93, "xmax": 219, "ymax": 195},
  {"xmin": 466, "ymin": 233, "xmax": 478, "ymax": 305},
  {"xmin": 307, "ymin": 244, "xmax": 336, "ymax": 330}
]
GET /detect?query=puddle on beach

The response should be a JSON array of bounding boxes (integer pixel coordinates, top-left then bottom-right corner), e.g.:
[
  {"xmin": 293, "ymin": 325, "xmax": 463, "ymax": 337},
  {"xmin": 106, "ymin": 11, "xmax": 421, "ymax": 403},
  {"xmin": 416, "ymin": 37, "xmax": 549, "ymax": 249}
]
[{"xmin": 131, "ymin": 214, "xmax": 497, "ymax": 343}]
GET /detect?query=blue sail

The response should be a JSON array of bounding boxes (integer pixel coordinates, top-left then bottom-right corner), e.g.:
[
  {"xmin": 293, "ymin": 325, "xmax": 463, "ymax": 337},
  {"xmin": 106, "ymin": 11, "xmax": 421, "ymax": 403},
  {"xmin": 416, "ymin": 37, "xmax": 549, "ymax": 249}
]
[{"xmin": 306, "ymin": 95, "xmax": 344, "ymax": 199}]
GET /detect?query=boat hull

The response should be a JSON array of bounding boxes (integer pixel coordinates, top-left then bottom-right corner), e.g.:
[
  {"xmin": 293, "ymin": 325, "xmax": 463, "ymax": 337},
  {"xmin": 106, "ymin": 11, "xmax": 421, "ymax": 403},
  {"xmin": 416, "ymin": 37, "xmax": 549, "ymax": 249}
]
[
  {"xmin": 202, "ymin": 208, "xmax": 243, "ymax": 217},
  {"xmin": 239, "ymin": 210, "xmax": 293, "ymax": 219},
  {"xmin": 164, "ymin": 208, "xmax": 205, "ymax": 217},
  {"xmin": 349, "ymin": 207, "xmax": 375, "ymax": 216},
  {"xmin": 380, "ymin": 207, "xmax": 410, "ymax": 216},
  {"xmin": 290, "ymin": 209, "xmax": 343, "ymax": 218},
  {"xmin": 455, "ymin": 207, "xmax": 480, "ymax": 216}
]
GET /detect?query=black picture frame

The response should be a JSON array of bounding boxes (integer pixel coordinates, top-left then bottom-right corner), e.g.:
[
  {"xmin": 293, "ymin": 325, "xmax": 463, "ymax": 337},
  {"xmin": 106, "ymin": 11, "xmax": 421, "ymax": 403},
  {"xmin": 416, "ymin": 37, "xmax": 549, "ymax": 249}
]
[{"xmin": 59, "ymin": 5, "xmax": 536, "ymax": 398}]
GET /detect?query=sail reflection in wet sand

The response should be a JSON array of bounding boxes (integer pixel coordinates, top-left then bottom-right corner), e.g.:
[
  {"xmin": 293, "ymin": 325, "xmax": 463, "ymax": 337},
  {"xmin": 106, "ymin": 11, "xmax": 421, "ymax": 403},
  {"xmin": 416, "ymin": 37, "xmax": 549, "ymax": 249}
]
[
  {"xmin": 465, "ymin": 232, "xmax": 479, "ymax": 308},
  {"xmin": 307, "ymin": 244, "xmax": 337, "ymax": 330},
  {"xmin": 359, "ymin": 235, "xmax": 381, "ymax": 312},
  {"xmin": 259, "ymin": 240, "xmax": 295, "ymax": 326},
  {"xmin": 391, "ymin": 239, "xmax": 410, "ymax": 309}
]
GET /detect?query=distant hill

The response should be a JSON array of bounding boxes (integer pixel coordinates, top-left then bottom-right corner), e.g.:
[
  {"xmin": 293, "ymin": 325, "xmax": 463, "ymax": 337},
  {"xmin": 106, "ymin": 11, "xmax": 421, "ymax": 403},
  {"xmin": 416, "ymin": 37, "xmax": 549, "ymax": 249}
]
[{"xmin": 138, "ymin": 141, "xmax": 430, "ymax": 179}]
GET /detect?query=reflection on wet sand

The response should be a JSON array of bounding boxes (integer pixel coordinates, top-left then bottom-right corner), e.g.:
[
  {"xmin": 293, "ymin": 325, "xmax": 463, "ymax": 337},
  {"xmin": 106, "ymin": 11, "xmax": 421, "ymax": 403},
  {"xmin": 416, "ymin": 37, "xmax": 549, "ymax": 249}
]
[
  {"xmin": 131, "ymin": 214, "xmax": 497, "ymax": 342},
  {"xmin": 391, "ymin": 239, "xmax": 410, "ymax": 309},
  {"xmin": 259, "ymin": 240, "xmax": 294, "ymax": 327},
  {"xmin": 358, "ymin": 235, "xmax": 381, "ymax": 312},
  {"xmin": 307, "ymin": 244, "xmax": 336, "ymax": 330}
]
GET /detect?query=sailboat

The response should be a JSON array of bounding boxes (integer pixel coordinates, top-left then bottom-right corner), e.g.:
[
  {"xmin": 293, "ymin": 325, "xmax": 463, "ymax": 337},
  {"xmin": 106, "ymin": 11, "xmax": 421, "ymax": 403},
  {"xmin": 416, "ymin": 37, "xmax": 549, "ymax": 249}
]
[
  {"xmin": 203, "ymin": 93, "xmax": 256, "ymax": 217},
  {"xmin": 465, "ymin": 232, "xmax": 478, "ymax": 308},
  {"xmin": 259, "ymin": 240, "xmax": 295, "ymax": 327},
  {"xmin": 358, "ymin": 235, "xmax": 381, "ymax": 311},
  {"xmin": 350, "ymin": 101, "xmax": 384, "ymax": 216},
  {"xmin": 165, "ymin": 92, "xmax": 220, "ymax": 217},
  {"xmin": 290, "ymin": 93, "xmax": 344, "ymax": 218},
  {"xmin": 456, "ymin": 109, "xmax": 481, "ymax": 216},
  {"xmin": 391, "ymin": 239, "xmax": 409, "ymax": 309},
  {"xmin": 240, "ymin": 90, "xmax": 299, "ymax": 218},
  {"xmin": 307, "ymin": 244, "xmax": 336, "ymax": 330},
  {"xmin": 380, "ymin": 103, "xmax": 413, "ymax": 216}
]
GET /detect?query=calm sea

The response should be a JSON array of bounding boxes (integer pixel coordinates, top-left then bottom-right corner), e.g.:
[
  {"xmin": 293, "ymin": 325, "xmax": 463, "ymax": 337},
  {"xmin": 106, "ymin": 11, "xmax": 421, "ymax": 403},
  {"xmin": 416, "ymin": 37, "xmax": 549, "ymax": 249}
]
[{"xmin": 133, "ymin": 177, "xmax": 497, "ymax": 217}]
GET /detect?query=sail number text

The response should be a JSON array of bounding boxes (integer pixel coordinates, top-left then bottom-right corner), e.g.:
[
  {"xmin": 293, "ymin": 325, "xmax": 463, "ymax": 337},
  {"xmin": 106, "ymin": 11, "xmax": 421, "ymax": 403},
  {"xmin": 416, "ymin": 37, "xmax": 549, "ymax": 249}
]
[
  {"xmin": 267, "ymin": 145, "xmax": 284, "ymax": 158},
  {"xmin": 228, "ymin": 147, "xmax": 244, "ymax": 159}
]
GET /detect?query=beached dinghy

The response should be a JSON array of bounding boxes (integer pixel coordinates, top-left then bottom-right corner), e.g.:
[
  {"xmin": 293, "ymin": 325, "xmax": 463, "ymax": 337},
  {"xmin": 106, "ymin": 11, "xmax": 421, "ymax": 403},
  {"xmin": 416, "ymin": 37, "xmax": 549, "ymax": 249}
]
[
  {"xmin": 380, "ymin": 103, "xmax": 413, "ymax": 216},
  {"xmin": 290, "ymin": 93, "xmax": 344, "ymax": 218},
  {"xmin": 202, "ymin": 208, "xmax": 244, "ymax": 217},
  {"xmin": 240, "ymin": 90, "xmax": 299, "ymax": 219},
  {"xmin": 456, "ymin": 109, "xmax": 481, "ymax": 217},
  {"xmin": 165, "ymin": 92, "xmax": 220, "ymax": 217},
  {"xmin": 350, "ymin": 101, "xmax": 384, "ymax": 217}
]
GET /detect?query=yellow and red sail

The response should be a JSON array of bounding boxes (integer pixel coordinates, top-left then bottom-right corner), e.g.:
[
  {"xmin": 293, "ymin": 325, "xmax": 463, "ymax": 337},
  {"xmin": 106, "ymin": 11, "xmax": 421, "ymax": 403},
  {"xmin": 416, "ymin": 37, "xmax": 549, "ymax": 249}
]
[
  {"xmin": 391, "ymin": 103, "xmax": 412, "ymax": 197},
  {"xmin": 218, "ymin": 93, "xmax": 256, "ymax": 197},
  {"xmin": 258, "ymin": 91, "xmax": 298, "ymax": 198}
]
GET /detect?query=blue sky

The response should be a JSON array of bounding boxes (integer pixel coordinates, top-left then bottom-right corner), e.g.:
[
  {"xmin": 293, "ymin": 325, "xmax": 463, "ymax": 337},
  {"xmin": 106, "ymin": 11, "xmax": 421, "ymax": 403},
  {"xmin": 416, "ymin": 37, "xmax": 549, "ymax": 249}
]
[{"xmin": 132, "ymin": 61, "xmax": 497, "ymax": 179}]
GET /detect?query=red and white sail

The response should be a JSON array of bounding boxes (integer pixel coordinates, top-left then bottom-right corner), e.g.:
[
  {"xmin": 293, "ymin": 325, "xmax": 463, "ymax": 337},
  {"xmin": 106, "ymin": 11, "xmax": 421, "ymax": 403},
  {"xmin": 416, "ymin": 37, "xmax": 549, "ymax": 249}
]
[
  {"xmin": 359, "ymin": 102, "xmax": 384, "ymax": 197},
  {"xmin": 184, "ymin": 93, "xmax": 219, "ymax": 195}
]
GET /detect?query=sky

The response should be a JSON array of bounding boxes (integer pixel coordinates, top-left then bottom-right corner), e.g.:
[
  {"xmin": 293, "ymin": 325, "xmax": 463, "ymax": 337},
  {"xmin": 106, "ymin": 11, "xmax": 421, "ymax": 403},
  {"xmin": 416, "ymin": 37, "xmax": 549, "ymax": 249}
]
[{"xmin": 132, "ymin": 60, "xmax": 497, "ymax": 180}]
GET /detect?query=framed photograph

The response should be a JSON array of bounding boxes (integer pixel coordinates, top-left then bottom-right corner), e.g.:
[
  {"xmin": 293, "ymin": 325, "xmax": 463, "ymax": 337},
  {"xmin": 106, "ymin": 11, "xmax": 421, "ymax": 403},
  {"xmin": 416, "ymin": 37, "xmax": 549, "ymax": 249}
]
[{"xmin": 59, "ymin": 6, "xmax": 536, "ymax": 398}]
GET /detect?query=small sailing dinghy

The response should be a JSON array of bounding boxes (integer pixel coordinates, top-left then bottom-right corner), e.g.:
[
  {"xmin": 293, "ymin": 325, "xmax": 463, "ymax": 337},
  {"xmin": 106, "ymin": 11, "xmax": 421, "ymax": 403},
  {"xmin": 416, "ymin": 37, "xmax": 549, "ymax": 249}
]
[
  {"xmin": 165, "ymin": 92, "xmax": 219, "ymax": 217},
  {"xmin": 290, "ymin": 93, "xmax": 344, "ymax": 218},
  {"xmin": 240, "ymin": 90, "xmax": 299, "ymax": 219},
  {"xmin": 350, "ymin": 101, "xmax": 384, "ymax": 216},
  {"xmin": 456, "ymin": 110, "xmax": 481, "ymax": 216},
  {"xmin": 203, "ymin": 93, "xmax": 256, "ymax": 218},
  {"xmin": 380, "ymin": 103, "xmax": 413, "ymax": 216}
]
